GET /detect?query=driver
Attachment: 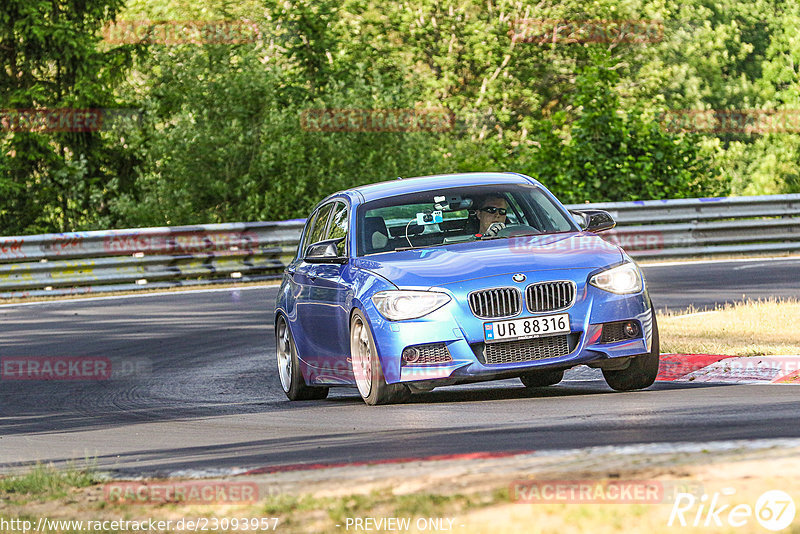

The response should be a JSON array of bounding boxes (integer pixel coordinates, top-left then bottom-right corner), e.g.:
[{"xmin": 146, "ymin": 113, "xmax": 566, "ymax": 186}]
[{"xmin": 476, "ymin": 194, "xmax": 508, "ymax": 237}]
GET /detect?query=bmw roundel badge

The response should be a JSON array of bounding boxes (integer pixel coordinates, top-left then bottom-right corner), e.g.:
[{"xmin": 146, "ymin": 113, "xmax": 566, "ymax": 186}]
[{"xmin": 512, "ymin": 273, "xmax": 526, "ymax": 283}]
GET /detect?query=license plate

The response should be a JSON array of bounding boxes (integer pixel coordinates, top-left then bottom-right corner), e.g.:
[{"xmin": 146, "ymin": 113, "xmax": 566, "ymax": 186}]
[{"xmin": 484, "ymin": 313, "xmax": 570, "ymax": 343}]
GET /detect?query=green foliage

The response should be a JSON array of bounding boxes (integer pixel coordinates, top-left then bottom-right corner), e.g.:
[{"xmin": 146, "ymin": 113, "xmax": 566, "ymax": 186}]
[
  {"xmin": 1, "ymin": 0, "xmax": 798, "ymax": 235},
  {"xmin": 0, "ymin": 463, "xmax": 98, "ymax": 503},
  {"xmin": 108, "ymin": 35, "xmax": 445, "ymax": 224},
  {"xmin": 521, "ymin": 52, "xmax": 726, "ymax": 202},
  {"xmin": 0, "ymin": 0, "xmax": 131, "ymax": 234}
]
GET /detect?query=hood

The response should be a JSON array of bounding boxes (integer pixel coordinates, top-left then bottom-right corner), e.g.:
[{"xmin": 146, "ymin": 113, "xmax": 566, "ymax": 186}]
[{"xmin": 352, "ymin": 232, "xmax": 623, "ymax": 288}]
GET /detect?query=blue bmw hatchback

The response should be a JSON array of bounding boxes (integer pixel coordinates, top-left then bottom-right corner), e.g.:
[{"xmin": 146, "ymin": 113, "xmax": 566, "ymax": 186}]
[{"xmin": 275, "ymin": 172, "xmax": 659, "ymax": 405}]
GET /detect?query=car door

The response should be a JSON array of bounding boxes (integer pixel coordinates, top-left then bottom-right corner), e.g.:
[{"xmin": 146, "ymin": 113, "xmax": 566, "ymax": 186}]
[{"xmin": 292, "ymin": 200, "xmax": 353, "ymax": 384}]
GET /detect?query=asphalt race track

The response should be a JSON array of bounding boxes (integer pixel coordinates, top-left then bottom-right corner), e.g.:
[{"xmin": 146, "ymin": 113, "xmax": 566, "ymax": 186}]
[
  {"xmin": 1, "ymin": 257, "xmax": 799, "ymax": 476},
  {"xmin": 642, "ymin": 257, "xmax": 800, "ymax": 311}
]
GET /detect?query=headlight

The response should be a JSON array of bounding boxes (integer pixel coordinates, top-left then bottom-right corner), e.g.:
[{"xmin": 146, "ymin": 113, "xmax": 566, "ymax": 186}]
[
  {"xmin": 589, "ymin": 262, "xmax": 643, "ymax": 294},
  {"xmin": 371, "ymin": 290, "xmax": 451, "ymax": 321}
]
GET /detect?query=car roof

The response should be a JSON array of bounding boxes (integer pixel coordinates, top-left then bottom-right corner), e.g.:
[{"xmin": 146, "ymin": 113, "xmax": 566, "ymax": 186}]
[{"xmin": 349, "ymin": 172, "xmax": 538, "ymax": 203}]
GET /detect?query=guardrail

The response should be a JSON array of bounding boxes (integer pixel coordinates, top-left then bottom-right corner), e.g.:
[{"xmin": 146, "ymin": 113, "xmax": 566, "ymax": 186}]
[
  {"xmin": 583, "ymin": 194, "xmax": 800, "ymax": 258},
  {"xmin": 1, "ymin": 194, "xmax": 798, "ymax": 299},
  {"xmin": 0, "ymin": 221, "xmax": 304, "ymax": 299}
]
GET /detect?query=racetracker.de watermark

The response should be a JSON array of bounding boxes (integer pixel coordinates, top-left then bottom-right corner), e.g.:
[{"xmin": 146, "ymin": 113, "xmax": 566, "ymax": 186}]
[
  {"xmin": 509, "ymin": 19, "xmax": 664, "ymax": 44},
  {"xmin": 508, "ymin": 233, "xmax": 623, "ymax": 255},
  {"xmin": 301, "ymin": 357, "xmax": 462, "ymax": 383},
  {"xmin": 101, "ymin": 20, "xmax": 261, "ymax": 45},
  {"xmin": 1, "ymin": 356, "xmax": 152, "ymax": 380},
  {"xmin": 511, "ymin": 479, "xmax": 703, "ymax": 504},
  {"xmin": 104, "ymin": 481, "xmax": 259, "ymax": 504},
  {"xmin": 300, "ymin": 108, "xmax": 455, "ymax": 133},
  {"xmin": 603, "ymin": 230, "xmax": 665, "ymax": 252},
  {"xmin": 0, "ymin": 108, "xmax": 141, "ymax": 133},
  {"xmin": 688, "ymin": 356, "xmax": 800, "ymax": 383},
  {"xmin": 659, "ymin": 109, "xmax": 800, "ymax": 134},
  {"xmin": 0, "ymin": 517, "xmax": 280, "ymax": 532}
]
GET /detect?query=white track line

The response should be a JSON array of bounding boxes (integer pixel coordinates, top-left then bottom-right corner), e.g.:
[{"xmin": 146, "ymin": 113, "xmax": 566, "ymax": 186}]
[
  {"xmin": 668, "ymin": 310, "xmax": 717, "ymax": 319},
  {"xmin": 0, "ymin": 284, "xmax": 278, "ymax": 308},
  {"xmin": 642, "ymin": 255, "xmax": 800, "ymax": 268}
]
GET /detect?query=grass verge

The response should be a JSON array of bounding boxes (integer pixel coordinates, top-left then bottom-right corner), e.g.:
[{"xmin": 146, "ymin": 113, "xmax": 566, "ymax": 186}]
[
  {"xmin": 657, "ymin": 297, "xmax": 800, "ymax": 356},
  {"xmin": 0, "ymin": 463, "xmax": 99, "ymax": 504},
  {"xmin": 3, "ymin": 450, "xmax": 800, "ymax": 533}
]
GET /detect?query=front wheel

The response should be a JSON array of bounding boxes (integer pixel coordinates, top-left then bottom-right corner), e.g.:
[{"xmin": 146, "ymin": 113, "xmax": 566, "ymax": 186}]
[
  {"xmin": 602, "ymin": 311, "xmax": 660, "ymax": 391},
  {"xmin": 350, "ymin": 310, "xmax": 409, "ymax": 405},
  {"xmin": 276, "ymin": 316, "xmax": 328, "ymax": 401},
  {"xmin": 520, "ymin": 369, "xmax": 564, "ymax": 388}
]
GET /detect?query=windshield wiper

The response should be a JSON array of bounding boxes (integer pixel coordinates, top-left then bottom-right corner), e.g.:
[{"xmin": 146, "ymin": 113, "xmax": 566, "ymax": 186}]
[
  {"xmin": 480, "ymin": 230, "xmax": 546, "ymax": 240},
  {"xmin": 393, "ymin": 244, "xmax": 442, "ymax": 252}
]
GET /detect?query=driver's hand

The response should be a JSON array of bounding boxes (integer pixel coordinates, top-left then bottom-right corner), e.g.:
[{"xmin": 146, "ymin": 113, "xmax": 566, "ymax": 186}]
[{"xmin": 483, "ymin": 222, "xmax": 506, "ymax": 238}]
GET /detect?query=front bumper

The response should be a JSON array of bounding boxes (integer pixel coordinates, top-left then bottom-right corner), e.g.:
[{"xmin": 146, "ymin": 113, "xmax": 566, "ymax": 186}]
[{"xmin": 366, "ymin": 282, "xmax": 653, "ymax": 385}]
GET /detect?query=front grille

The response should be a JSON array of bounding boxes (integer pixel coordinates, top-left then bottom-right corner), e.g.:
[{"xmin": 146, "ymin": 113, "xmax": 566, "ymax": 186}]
[
  {"xmin": 526, "ymin": 281, "xmax": 576, "ymax": 313},
  {"xmin": 468, "ymin": 287, "xmax": 521, "ymax": 319},
  {"xmin": 481, "ymin": 335, "xmax": 572, "ymax": 365},
  {"xmin": 600, "ymin": 322, "xmax": 627, "ymax": 343},
  {"xmin": 404, "ymin": 343, "xmax": 453, "ymax": 365}
]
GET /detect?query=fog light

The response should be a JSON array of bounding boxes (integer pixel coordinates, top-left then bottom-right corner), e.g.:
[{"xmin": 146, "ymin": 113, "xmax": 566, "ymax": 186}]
[
  {"xmin": 624, "ymin": 321, "xmax": 640, "ymax": 338},
  {"xmin": 402, "ymin": 347, "xmax": 420, "ymax": 363}
]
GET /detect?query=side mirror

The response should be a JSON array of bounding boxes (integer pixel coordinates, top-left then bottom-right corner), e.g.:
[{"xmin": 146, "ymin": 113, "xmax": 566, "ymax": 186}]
[
  {"xmin": 304, "ymin": 237, "xmax": 348, "ymax": 264},
  {"xmin": 570, "ymin": 209, "xmax": 616, "ymax": 233},
  {"xmin": 570, "ymin": 211, "xmax": 587, "ymax": 229}
]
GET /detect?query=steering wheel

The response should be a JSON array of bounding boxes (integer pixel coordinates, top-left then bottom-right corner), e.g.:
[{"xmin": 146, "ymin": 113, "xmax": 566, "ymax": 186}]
[{"xmin": 497, "ymin": 224, "xmax": 541, "ymax": 237}]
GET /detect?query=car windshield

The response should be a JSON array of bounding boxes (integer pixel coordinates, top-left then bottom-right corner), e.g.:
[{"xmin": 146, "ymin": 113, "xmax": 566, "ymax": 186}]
[{"xmin": 356, "ymin": 184, "xmax": 577, "ymax": 256}]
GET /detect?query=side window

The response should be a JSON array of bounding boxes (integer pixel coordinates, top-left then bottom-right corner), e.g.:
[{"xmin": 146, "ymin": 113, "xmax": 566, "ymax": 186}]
[
  {"xmin": 297, "ymin": 211, "xmax": 317, "ymax": 259},
  {"xmin": 504, "ymin": 194, "xmax": 524, "ymax": 225},
  {"xmin": 328, "ymin": 202, "xmax": 349, "ymax": 256},
  {"xmin": 307, "ymin": 203, "xmax": 334, "ymax": 246},
  {"xmin": 531, "ymin": 189, "xmax": 573, "ymax": 232}
]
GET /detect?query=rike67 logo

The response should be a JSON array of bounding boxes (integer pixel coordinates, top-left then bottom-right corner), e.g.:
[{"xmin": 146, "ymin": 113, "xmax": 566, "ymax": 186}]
[{"xmin": 669, "ymin": 489, "xmax": 796, "ymax": 531}]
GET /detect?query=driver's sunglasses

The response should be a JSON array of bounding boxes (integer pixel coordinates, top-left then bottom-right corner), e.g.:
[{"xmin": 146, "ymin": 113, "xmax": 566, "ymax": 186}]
[{"xmin": 480, "ymin": 206, "xmax": 508, "ymax": 215}]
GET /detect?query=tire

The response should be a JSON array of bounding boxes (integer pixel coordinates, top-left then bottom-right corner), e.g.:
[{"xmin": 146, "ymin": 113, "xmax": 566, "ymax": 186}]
[
  {"xmin": 602, "ymin": 310, "xmax": 660, "ymax": 392},
  {"xmin": 276, "ymin": 316, "xmax": 329, "ymax": 401},
  {"xmin": 520, "ymin": 369, "xmax": 564, "ymax": 388},
  {"xmin": 350, "ymin": 309, "xmax": 409, "ymax": 405}
]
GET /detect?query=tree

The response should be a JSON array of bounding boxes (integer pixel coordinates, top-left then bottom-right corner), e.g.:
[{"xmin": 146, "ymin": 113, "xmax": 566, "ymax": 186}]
[
  {"xmin": 521, "ymin": 52, "xmax": 724, "ymax": 202},
  {"xmin": 0, "ymin": 0, "xmax": 131, "ymax": 234}
]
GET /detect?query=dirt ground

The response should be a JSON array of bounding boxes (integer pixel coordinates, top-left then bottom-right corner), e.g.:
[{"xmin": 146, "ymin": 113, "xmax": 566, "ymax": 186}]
[{"xmin": 3, "ymin": 440, "xmax": 800, "ymax": 533}]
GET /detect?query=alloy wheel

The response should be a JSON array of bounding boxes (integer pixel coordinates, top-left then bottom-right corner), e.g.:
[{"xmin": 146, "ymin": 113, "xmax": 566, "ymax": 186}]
[
  {"xmin": 276, "ymin": 318, "xmax": 292, "ymax": 392},
  {"xmin": 350, "ymin": 316, "xmax": 373, "ymax": 398}
]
